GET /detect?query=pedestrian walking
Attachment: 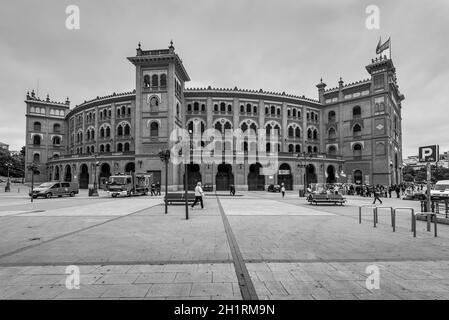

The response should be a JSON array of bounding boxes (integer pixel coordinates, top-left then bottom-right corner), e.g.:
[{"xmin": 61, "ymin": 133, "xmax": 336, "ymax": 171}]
[
  {"xmin": 156, "ymin": 181, "xmax": 161, "ymax": 196},
  {"xmin": 150, "ymin": 183, "xmax": 156, "ymax": 196},
  {"xmin": 229, "ymin": 184, "xmax": 235, "ymax": 196},
  {"xmin": 191, "ymin": 182, "xmax": 204, "ymax": 209},
  {"xmin": 372, "ymin": 188, "xmax": 383, "ymax": 204},
  {"xmin": 281, "ymin": 183, "xmax": 286, "ymax": 198}
]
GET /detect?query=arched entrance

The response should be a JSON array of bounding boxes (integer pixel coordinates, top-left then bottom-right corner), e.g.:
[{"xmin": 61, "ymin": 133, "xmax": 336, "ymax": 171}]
[
  {"xmin": 79, "ymin": 164, "xmax": 89, "ymax": 189},
  {"xmin": 54, "ymin": 166, "xmax": 60, "ymax": 181},
  {"xmin": 354, "ymin": 170, "xmax": 363, "ymax": 185},
  {"xmin": 64, "ymin": 165, "xmax": 72, "ymax": 182},
  {"xmin": 248, "ymin": 163, "xmax": 265, "ymax": 191},
  {"xmin": 184, "ymin": 164, "xmax": 202, "ymax": 191},
  {"xmin": 216, "ymin": 163, "xmax": 234, "ymax": 191},
  {"xmin": 326, "ymin": 165, "xmax": 336, "ymax": 184},
  {"xmin": 125, "ymin": 162, "xmax": 135, "ymax": 174},
  {"xmin": 99, "ymin": 163, "xmax": 111, "ymax": 189},
  {"xmin": 278, "ymin": 163, "xmax": 293, "ymax": 190},
  {"xmin": 305, "ymin": 164, "xmax": 317, "ymax": 188}
]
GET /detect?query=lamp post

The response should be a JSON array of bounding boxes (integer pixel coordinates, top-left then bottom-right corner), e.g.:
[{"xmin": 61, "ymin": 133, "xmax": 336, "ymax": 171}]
[
  {"xmin": 296, "ymin": 152, "xmax": 307, "ymax": 197},
  {"xmin": 27, "ymin": 162, "xmax": 39, "ymax": 203},
  {"xmin": 159, "ymin": 149, "xmax": 170, "ymax": 214},
  {"xmin": 184, "ymin": 130, "xmax": 193, "ymax": 220},
  {"xmin": 5, "ymin": 162, "xmax": 12, "ymax": 192},
  {"xmin": 90, "ymin": 153, "xmax": 100, "ymax": 197}
]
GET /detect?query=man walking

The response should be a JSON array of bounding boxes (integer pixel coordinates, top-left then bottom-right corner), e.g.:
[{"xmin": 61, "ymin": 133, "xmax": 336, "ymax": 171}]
[
  {"xmin": 191, "ymin": 182, "xmax": 204, "ymax": 209},
  {"xmin": 373, "ymin": 187, "xmax": 383, "ymax": 205},
  {"xmin": 281, "ymin": 183, "xmax": 286, "ymax": 198}
]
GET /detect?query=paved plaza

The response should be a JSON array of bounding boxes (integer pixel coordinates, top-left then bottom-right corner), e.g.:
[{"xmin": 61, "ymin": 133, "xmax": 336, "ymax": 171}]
[{"xmin": 1, "ymin": 185, "xmax": 449, "ymax": 300}]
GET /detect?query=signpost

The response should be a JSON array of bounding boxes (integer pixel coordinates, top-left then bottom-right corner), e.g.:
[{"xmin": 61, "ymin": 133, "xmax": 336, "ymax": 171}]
[{"xmin": 419, "ymin": 145, "xmax": 439, "ymax": 213}]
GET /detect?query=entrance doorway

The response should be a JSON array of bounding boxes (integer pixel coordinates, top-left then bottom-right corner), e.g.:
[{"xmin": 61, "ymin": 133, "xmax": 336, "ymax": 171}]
[
  {"xmin": 216, "ymin": 163, "xmax": 234, "ymax": 191},
  {"xmin": 326, "ymin": 165, "xmax": 336, "ymax": 184},
  {"xmin": 64, "ymin": 165, "xmax": 72, "ymax": 182},
  {"xmin": 354, "ymin": 170, "xmax": 363, "ymax": 185},
  {"xmin": 278, "ymin": 163, "xmax": 293, "ymax": 190},
  {"xmin": 79, "ymin": 164, "xmax": 89, "ymax": 189},
  {"xmin": 305, "ymin": 164, "xmax": 317, "ymax": 188},
  {"xmin": 248, "ymin": 163, "xmax": 265, "ymax": 191},
  {"xmin": 125, "ymin": 162, "xmax": 135, "ymax": 174},
  {"xmin": 184, "ymin": 164, "xmax": 202, "ymax": 191},
  {"xmin": 99, "ymin": 163, "xmax": 111, "ymax": 189}
]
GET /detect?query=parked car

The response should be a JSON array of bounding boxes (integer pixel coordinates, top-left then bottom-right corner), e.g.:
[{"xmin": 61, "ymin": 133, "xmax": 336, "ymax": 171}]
[
  {"xmin": 29, "ymin": 182, "xmax": 79, "ymax": 199},
  {"xmin": 202, "ymin": 183, "xmax": 213, "ymax": 192},
  {"xmin": 268, "ymin": 184, "xmax": 281, "ymax": 192},
  {"xmin": 431, "ymin": 180, "xmax": 449, "ymax": 199}
]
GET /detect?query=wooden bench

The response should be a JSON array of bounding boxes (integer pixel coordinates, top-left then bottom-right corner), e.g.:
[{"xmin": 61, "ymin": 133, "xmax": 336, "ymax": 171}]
[
  {"xmin": 310, "ymin": 194, "xmax": 346, "ymax": 206},
  {"xmin": 165, "ymin": 193, "xmax": 196, "ymax": 205}
]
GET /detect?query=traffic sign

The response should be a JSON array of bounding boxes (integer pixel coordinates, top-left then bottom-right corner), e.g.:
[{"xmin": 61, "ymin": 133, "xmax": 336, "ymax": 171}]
[{"xmin": 419, "ymin": 145, "xmax": 439, "ymax": 162}]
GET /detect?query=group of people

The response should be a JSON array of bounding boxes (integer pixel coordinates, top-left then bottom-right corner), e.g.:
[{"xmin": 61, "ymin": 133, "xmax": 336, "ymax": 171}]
[{"xmin": 149, "ymin": 182, "xmax": 161, "ymax": 196}]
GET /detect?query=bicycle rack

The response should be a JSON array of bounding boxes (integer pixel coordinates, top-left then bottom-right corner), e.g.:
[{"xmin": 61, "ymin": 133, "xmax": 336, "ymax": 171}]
[
  {"xmin": 412, "ymin": 212, "xmax": 438, "ymax": 237},
  {"xmin": 373, "ymin": 207, "xmax": 394, "ymax": 229},
  {"xmin": 392, "ymin": 207, "xmax": 415, "ymax": 233},
  {"xmin": 358, "ymin": 205, "xmax": 377, "ymax": 225}
]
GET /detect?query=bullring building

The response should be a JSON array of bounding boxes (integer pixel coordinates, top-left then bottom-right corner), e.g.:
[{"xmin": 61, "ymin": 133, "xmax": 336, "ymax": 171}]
[{"xmin": 24, "ymin": 42, "xmax": 405, "ymax": 191}]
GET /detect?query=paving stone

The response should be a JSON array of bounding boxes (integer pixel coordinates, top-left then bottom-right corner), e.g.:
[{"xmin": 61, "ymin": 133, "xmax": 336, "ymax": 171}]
[
  {"xmin": 190, "ymin": 283, "xmax": 233, "ymax": 297},
  {"xmin": 3, "ymin": 285, "xmax": 65, "ymax": 300},
  {"xmin": 94, "ymin": 273, "xmax": 139, "ymax": 285},
  {"xmin": 212, "ymin": 271, "xmax": 238, "ymax": 283},
  {"xmin": 55, "ymin": 285, "xmax": 108, "ymax": 299},
  {"xmin": 100, "ymin": 284, "xmax": 151, "ymax": 298},
  {"xmin": 174, "ymin": 271, "xmax": 212, "ymax": 283},
  {"xmin": 127, "ymin": 265, "xmax": 165, "ymax": 273},
  {"xmin": 134, "ymin": 272, "xmax": 177, "ymax": 284},
  {"xmin": 146, "ymin": 283, "xmax": 191, "ymax": 297}
]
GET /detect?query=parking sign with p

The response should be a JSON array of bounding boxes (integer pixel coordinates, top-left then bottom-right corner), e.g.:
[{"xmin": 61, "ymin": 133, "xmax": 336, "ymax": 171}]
[{"xmin": 419, "ymin": 145, "xmax": 439, "ymax": 162}]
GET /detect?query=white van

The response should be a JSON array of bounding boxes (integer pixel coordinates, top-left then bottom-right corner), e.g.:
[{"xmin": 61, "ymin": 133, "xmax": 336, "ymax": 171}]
[{"xmin": 431, "ymin": 180, "xmax": 449, "ymax": 199}]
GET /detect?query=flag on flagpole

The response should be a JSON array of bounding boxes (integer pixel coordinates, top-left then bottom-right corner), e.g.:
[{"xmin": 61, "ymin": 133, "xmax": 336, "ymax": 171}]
[{"xmin": 376, "ymin": 37, "xmax": 391, "ymax": 55}]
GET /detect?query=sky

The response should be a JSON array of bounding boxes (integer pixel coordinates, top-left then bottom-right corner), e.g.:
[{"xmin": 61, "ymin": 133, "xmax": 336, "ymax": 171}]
[{"xmin": 0, "ymin": 0, "xmax": 448, "ymax": 157}]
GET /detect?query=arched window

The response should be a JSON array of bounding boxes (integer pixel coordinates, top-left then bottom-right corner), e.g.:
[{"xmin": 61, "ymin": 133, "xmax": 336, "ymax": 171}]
[
  {"xmin": 353, "ymin": 106, "xmax": 361, "ymax": 118},
  {"xmin": 246, "ymin": 104, "xmax": 251, "ymax": 113},
  {"xmin": 106, "ymin": 144, "xmax": 111, "ymax": 152},
  {"xmin": 313, "ymin": 130, "xmax": 318, "ymax": 140},
  {"xmin": 313, "ymin": 146, "xmax": 318, "ymax": 153},
  {"xmin": 53, "ymin": 124, "xmax": 61, "ymax": 133},
  {"xmin": 353, "ymin": 144, "xmax": 362, "ymax": 157},
  {"xmin": 187, "ymin": 104, "xmax": 192, "ymax": 112},
  {"xmin": 151, "ymin": 74, "xmax": 159, "ymax": 88},
  {"xmin": 100, "ymin": 145, "xmax": 105, "ymax": 152},
  {"xmin": 307, "ymin": 145, "xmax": 313, "ymax": 153},
  {"xmin": 288, "ymin": 110, "xmax": 291, "ymax": 117},
  {"xmin": 288, "ymin": 127, "xmax": 294, "ymax": 137},
  {"xmin": 228, "ymin": 104, "xmax": 232, "ymax": 112},
  {"xmin": 100, "ymin": 127, "xmax": 105, "ymax": 138},
  {"xmin": 288, "ymin": 144, "xmax": 294, "ymax": 153},
  {"xmin": 266, "ymin": 143, "xmax": 271, "ymax": 153},
  {"xmin": 33, "ymin": 135, "xmax": 41, "ymax": 145},
  {"xmin": 271, "ymin": 106, "xmax": 275, "ymax": 115},
  {"xmin": 328, "ymin": 128, "xmax": 337, "ymax": 139},
  {"xmin": 144, "ymin": 75, "xmax": 150, "ymax": 87},
  {"xmin": 328, "ymin": 145, "xmax": 337, "ymax": 155},
  {"xmin": 307, "ymin": 129, "xmax": 313, "ymax": 139},
  {"xmin": 250, "ymin": 123, "xmax": 257, "ymax": 132},
  {"xmin": 215, "ymin": 122, "xmax": 222, "ymax": 134},
  {"xmin": 121, "ymin": 106, "xmax": 126, "ymax": 116},
  {"xmin": 353, "ymin": 124, "xmax": 362, "ymax": 136},
  {"xmin": 160, "ymin": 74, "xmax": 167, "ymax": 88},
  {"xmin": 117, "ymin": 143, "xmax": 123, "ymax": 152},
  {"xmin": 201, "ymin": 104, "xmax": 206, "ymax": 112},
  {"xmin": 150, "ymin": 97, "xmax": 159, "ymax": 107},
  {"xmin": 127, "ymin": 107, "xmax": 131, "ymax": 115},
  {"xmin": 33, "ymin": 153, "xmax": 40, "ymax": 163},
  {"xmin": 33, "ymin": 122, "xmax": 41, "ymax": 132},
  {"xmin": 124, "ymin": 124, "xmax": 130, "ymax": 136},
  {"xmin": 117, "ymin": 108, "xmax": 121, "ymax": 117},
  {"xmin": 295, "ymin": 127, "xmax": 301, "ymax": 138},
  {"xmin": 241, "ymin": 123, "xmax": 248, "ymax": 132},
  {"xmin": 292, "ymin": 109, "xmax": 297, "ymax": 117},
  {"xmin": 240, "ymin": 105, "xmax": 244, "ymax": 113},
  {"xmin": 220, "ymin": 102, "xmax": 226, "ymax": 112},
  {"xmin": 150, "ymin": 122, "xmax": 159, "ymax": 137},
  {"xmin": 117, "ymin": 125, "xmax": 123, "ymax": 136},
  {"xmin": 194, "ymin": 102, "xmax": 199, "ymax": 112},
  {"xmin": 266, "ymin": 124, "xmax": 272, "ymax": 135},
  {"xmin": 295, "ymin": 145, "xmax": 301, "ymax": 153},
  {"xmin": 265, "ymin": 107, "xmax": 269, "ymax": 115},
  {"xmin": 328, "ymin": 111, "xmax": 336, "ymax": 122},
  {"xmin": 277, "ymin": 108, "xmax": 281, "ymax": 116},
  {"xmin": 124, "ymin": 143, "xmax": 130, "ymax": 152},
  {"xmin": 86, "ymin": 130, "xmax": 90, "ymax": 140},
  {"xmin": 106, "ymin": 127, "xmax": 111, "ymax": 137},
  {"xmin": 53, "ymin": 136, "xmax": 61, "ymax": 145},
  {"xmin": 214, "ymin": 104, "xmax": 218, "ymax": 112}
]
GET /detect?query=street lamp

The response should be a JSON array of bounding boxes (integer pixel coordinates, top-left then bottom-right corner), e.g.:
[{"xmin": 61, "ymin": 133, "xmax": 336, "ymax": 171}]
[
  {"xmin": 159, "ymin": 149, "xmax": 171, "ymax": 214},
  {"xmin": 5, "ymin": 162, "xmax": 12, "ymax": 192},
  {"xmin": 184, "ymin": 130, "xmax": 193, "ymax": 220},
  {"xmin": 27, "ymin": 162, "xmax": 39, "ymax": 203},
  {"xmin": 296, "ymin": 152, "xmax": 307, "ymax": 197},
  {"xmin": 90, "ymin": 153, "xmax": 100, "ymax": 197}
]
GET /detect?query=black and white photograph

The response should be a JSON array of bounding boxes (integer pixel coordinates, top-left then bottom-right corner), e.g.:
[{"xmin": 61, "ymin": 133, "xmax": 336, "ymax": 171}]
[{"xmin": 1, "ymin": 0, "xmax": 449, "ymax": 312}]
